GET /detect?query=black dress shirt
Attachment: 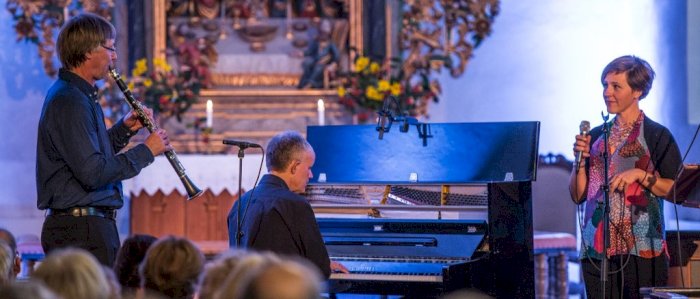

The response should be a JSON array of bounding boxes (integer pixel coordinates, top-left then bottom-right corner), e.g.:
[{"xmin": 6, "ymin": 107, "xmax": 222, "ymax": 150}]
[
  {"xmin": 36, "ymin": 69, "xmax": 153, "ymax": 210},
  {"xmin": 228, "ymin": 174, "xmax": 332, "ymax": 278}
]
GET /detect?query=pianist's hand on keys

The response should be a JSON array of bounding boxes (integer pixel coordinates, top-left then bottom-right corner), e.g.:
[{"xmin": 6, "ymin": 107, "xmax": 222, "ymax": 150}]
[{"xmin": 331, "ymin": 261, "xmax": 349, "ymax": 273}]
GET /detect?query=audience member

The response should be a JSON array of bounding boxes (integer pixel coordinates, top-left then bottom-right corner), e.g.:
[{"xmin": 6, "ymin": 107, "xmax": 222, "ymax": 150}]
[
  {"xmin": 32, "ymin": 248, "xmax": 113, "ymax": 299},
  {"xmin": 197, "ymin": 249, "xmax": 248, "ymax": 299},
  {"xmin": 102, "ymin": 265, "xmax": 122, "ymax": 299},
  {"xmin": 441, "ymin": 289, "xmax": 495, "ymax": 299},
  {"xmin": 140, "ymin": 236, "xmax": 204, "ymax": 299},
  {"xmin": 233, "ymin": 258, "xmax": 323, "ymax": 299},
  {"xmin": 0, "ymin": 228, "xmax": 20, "ymax": 279},
  {"xmin": 204, "ymin": 251, "xmax": 278, "ymax": 299},
  {"xmin": 0, "ymin": 241, "xmax": 14, "ymax": 285},
  {"xmin": 0, "ymin": 280, "xmax": 59, "ymax": 299},
  {"xmin": 114, "ymin": 234, "xmax": 157, "ymax": 295}
]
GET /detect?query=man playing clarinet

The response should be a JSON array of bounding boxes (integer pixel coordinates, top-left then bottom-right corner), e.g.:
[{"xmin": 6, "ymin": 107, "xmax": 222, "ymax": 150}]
[{"xmin": 36, "ymin": 13, "xmax": 171, "ymax": 266}]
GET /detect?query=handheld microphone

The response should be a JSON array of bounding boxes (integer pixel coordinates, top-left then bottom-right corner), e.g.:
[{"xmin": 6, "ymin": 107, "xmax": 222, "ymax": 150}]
[
  {"xmin": 576, "ymin": 120, "xmax": 591, "ymax": 171},
  {"xmin": 223, "ymin": 139, "xmax": 262, "ymax": 148}
]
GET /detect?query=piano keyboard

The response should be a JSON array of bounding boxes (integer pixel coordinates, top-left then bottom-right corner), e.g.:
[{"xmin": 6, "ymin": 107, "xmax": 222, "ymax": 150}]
[
  {"xmin": 320, "ymin": 219, "xmax": 488, "ymax": 296},
  {"xmin": 331, "ymin": 272, "xmax": 442, "ymax": 282},
  {"xmin": 330, "ymin": 256, "xmax": 471, "ymax": 283}
]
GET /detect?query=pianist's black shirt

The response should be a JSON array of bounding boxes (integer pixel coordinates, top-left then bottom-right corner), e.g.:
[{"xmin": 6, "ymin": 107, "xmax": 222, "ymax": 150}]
[{"xmin": 227, "ymin": 174, "xmax": 331, "ymax": 278}]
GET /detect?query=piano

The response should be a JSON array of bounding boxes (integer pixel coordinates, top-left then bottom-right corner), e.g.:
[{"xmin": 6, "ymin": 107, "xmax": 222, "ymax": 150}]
[
  {"xmin": 320, "ymin": 218, "xmax": 488, "ymax": 296},
  {"xmin": 306, "ymin": 122, "xmax": 540, "ymax": 298}
]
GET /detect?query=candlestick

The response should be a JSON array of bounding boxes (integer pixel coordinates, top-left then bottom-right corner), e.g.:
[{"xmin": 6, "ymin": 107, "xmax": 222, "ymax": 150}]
[
  {"xmin": 206, "ymin": 99, "xmax": 213, "ymax": 128},
  {"xmin": 317, "ymin": 99, "xmax": 325, "ymax": 126},
  {"xmin": 286, "ymin": 0, "xmax": 293, "ymax": 39}
]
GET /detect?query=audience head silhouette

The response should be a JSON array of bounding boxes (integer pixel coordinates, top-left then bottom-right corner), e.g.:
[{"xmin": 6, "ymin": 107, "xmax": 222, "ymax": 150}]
[
  {"xmin": 209, "ymin": 251, "xmax": 280, "ymax": 299},
  {"xmin": 0, "ymin": 241, "xmax": 14, "ymax": 285},
  {"xmin": 0, "ymin": 280, "xmax": 59, "ymax": 299},
  {"xmin": 0, "ymin": 228, "xmax": 20, "ymax": 278},
  {"xmin": 32, "ymin": 248, "xmax": 114, "ymax": 299},
  {"xmin": 235, "ymin": 258, "xmax": 322, "ymax": 299},
  {"xmin": 140, "ymin": 236, "xmax": 204, "ymax": 299},
  {"xmin": 113, "ymin": 234, "xmax": 157, "ymax": 293},
  {"xmin": 198, "ymin": 249, "xmax": 250, "ymax": 299}
]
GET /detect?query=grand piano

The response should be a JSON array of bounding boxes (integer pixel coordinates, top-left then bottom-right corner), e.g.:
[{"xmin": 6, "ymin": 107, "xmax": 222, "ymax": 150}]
[{"xmin": 304, "ymin": 122, "xmax": 540, "ymax": 298}]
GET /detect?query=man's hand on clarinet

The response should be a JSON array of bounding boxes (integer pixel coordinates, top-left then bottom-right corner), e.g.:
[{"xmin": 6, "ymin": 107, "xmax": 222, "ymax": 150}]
[
  {"xmin": 123, "ymin": 107, "xmax": 154, "ymax": 132},
  {"xmin": 145, "ymin": 129, "xmax": 172, "ymax": 156}
]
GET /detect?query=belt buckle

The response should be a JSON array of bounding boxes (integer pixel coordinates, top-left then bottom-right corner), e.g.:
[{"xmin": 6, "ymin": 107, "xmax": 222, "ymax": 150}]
[{"xmin": 71, "ymin": 207, "xmax": 85, "ymax": 217}]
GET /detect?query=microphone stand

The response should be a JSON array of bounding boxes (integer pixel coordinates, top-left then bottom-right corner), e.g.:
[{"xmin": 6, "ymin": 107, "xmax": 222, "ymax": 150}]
[
  {"xmin": 223, "ymin": 140, "xmax": 262, "ymax": 248},
  {"xmin": 236, "ymin": 146, "xmax": 245, "ymax": 247},
  {"xmin": 376, "ymin": 96, "xmax": 394, "ymax": 140},
  {"xmin": 600, "ymin": 112, "xmax": 611, "ymax": 298}
]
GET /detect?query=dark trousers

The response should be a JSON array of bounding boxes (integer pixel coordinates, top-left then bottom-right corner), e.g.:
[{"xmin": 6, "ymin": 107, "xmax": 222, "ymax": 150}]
[
  {"xmin": 41, "ymin": 215, "xmax": 120, "ymax": 267},
  {"xmin": 581, "ymin": 254, "xmax": 668, "ymax": 299}
]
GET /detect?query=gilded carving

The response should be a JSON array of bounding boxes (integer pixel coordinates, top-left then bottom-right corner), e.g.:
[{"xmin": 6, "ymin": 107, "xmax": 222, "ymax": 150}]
[{"xmin": 401, "ymin": 0, "xmax": 499, "ymax": 78}]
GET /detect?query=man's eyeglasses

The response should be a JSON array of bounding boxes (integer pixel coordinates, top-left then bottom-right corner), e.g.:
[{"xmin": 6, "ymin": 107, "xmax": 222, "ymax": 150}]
[{"xmin": 101, "ymin": 45, "xmax": 117, "ymax": 52}]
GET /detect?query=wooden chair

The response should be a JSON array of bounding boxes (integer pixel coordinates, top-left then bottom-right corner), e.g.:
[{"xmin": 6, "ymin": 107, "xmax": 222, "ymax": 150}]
[{"xmin": 532, "ymin": 153, "xmax": 580, "ymax": 298}]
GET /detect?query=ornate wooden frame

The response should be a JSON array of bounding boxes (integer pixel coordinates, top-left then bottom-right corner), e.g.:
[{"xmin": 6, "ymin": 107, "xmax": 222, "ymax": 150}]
[{"xmin": 151, "ymin": 0, "xmax": 397, "ymax": 96}]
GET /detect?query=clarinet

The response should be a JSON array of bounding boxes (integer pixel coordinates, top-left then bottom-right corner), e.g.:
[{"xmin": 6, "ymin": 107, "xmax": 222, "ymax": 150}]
[{"xmin": 108, "ymin": 67, "xmax": 203, "ymax": 200}]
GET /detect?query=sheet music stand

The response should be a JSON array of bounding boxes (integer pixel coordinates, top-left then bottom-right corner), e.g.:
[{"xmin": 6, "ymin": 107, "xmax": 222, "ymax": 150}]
[{"xmin": 666, "ymin": 164, "xmax": 700, "ymax": 206}]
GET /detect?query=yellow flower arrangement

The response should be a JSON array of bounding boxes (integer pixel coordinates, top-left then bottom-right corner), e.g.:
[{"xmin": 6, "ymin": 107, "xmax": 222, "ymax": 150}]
[
  {"xmin": 337, "ymin": 55, "xmax": 440, "ymax": 122},
  {"xmin": 127, "ymin": 57, "xmax": 202, "ymax": 123}
]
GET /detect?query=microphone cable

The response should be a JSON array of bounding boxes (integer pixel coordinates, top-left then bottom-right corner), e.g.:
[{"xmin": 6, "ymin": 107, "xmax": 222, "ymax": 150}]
[{"xmin": 235, "ymin": 147, "xmax": 266, "ymax": 246}]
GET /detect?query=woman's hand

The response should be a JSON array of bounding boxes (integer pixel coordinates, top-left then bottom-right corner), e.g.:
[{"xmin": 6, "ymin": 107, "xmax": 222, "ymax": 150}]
[
  {"xmin": 572, "ymin": 134, "xmax": 592, "ymax": 166},
  {"xmin": 610, "ymin": 168, "xmax": 645, "ymax": 193}
]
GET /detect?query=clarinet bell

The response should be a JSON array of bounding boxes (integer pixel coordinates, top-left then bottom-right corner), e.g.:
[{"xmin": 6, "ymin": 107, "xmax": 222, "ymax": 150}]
[{"xmin": 181, "ymin": 174, "xmax": 204, "ymax": 200}]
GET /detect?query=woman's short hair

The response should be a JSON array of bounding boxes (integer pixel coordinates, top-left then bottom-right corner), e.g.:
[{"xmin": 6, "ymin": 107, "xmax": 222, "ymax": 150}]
[
  {"xmin": 601, "ymin": 55, "xmax": 655, "ymax": 100},
  {"xmin": 139, "ymin": 236, "xmax": 204, "ymax": 299},
  {"xmin": 266, "ymin": 131, "xmax": 313, "ymax": 172},
  {"xmin": 32, "ymin": 248, "xmax": 112, "ymax": 299},
  {"xmin": 57, "ymin": 13, "xmax": 115, "ymax": 69}
]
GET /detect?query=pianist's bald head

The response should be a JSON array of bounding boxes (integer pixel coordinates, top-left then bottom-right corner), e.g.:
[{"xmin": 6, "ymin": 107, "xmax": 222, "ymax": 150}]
[{"xmin": 266, "ymin": 131, "xmax": 313, "ymax": 172}]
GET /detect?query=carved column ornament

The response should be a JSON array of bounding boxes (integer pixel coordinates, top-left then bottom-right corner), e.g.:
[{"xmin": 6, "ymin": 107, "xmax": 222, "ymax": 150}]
[
  {"xmin": 6, "ymin": 0, "xmax": 115, "ymax": 77},
  {"xmin": 401, "ymin": 0, "xmax": 499, "ymax": 79}
]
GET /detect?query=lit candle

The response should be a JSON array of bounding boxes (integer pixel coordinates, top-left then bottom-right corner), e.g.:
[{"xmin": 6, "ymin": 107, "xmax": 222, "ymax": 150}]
[
  {"xmin": 317, "ymin": 99, "xmax": 325, "ymax": 126},
  {"xmin": 286, "ymin": 0, "xmax": 293, "ymax": 39},
  {"xmin": 206, "ymin": 99, "xmax": 213, "ymax": 128}
]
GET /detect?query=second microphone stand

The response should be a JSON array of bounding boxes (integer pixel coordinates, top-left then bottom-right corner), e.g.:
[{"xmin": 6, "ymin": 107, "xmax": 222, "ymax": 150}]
[{"xmin": 600, "ymin": 112, "xmax": 612, "ymax": 298}]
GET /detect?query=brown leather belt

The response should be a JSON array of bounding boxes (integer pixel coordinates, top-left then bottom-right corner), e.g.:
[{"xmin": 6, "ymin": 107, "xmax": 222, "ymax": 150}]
[{"xmin": 47, "ymin": 207, "xmax": 117, "ymax": 220}]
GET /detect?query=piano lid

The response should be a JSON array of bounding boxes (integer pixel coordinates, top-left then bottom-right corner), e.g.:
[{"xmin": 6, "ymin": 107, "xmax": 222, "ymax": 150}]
[
  {"xmin": 307, "ymin": 121, "xmax": 540, "ymax": 184},
  {"xmin": 318, "ymin": 218, "xmax": 487, "ymax": 260}
]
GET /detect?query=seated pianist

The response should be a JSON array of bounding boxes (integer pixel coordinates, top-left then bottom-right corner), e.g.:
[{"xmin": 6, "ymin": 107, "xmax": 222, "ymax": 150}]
[{"xmin": 227, "ymin": 130, "xmax": 348, "ymax": 279}]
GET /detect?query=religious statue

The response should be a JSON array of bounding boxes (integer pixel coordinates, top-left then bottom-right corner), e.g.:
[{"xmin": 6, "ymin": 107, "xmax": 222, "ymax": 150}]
[
  {"xmin": 297, "ymin": 19, "xmax": 340, "ymax": 89},
  {"xmin": 268, "ymin": 0, "xmax": 288, "ymax": 17}
]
